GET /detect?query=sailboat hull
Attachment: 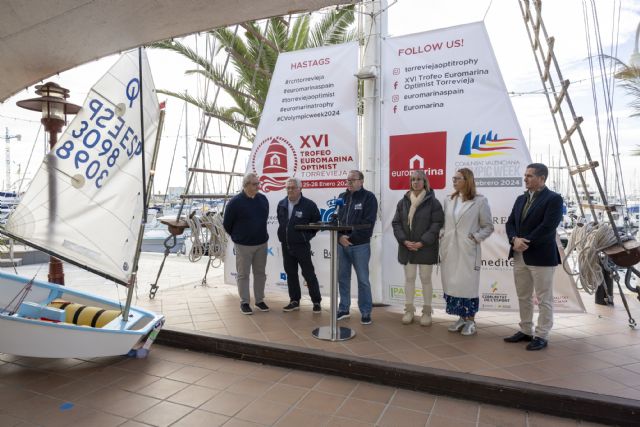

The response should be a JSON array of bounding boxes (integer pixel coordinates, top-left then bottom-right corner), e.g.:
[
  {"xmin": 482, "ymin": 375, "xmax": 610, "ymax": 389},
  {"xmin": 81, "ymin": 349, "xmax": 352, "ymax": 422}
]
[{"xmin": 0, "ymin": 271, "xmax": 164, "ymax": 358}]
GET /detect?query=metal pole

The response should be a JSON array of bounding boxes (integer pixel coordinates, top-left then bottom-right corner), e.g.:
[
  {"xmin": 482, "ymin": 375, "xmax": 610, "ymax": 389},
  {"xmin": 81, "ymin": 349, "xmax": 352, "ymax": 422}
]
[{"xmin": 329, "ymin": 229, "xmax": 337, "ymax": 340}]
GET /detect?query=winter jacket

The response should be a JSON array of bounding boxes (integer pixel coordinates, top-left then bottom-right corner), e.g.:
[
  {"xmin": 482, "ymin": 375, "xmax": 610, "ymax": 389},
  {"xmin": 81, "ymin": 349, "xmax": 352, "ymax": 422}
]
[
  {"xmin": 336, "ymin": 187, "xmax": 378, "ymax": 245},
  {"xmin": 276, "ymin": 194, "xmax": 321, "ymax": 245},
  {"xmin": 392, "ymin": 190, "xmax": 444, "ymax": 265}
]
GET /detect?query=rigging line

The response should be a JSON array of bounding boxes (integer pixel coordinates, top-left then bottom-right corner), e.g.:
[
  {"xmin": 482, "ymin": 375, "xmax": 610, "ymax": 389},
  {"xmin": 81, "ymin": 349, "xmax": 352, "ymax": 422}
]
[
  {"xmin": 592, "ymin": 0, "xmax": 623, "ymax": 203},
  {"xmin": 483, "ymin": 0, "xmax": 494, "ymax": 21},
  {"xmin": 224, "ymin": 20, "xmax": 272, "ymax": 204},
  {"xmin": 609, "ymin": 1, "xmax": 630, "ymax": 211},
  {"xmin": 180, "ymin": 25, "xmax": 238, "ymax": 218},
  {"xmin": 582, "ymin": 1, "xmax": 607, "ymax": 194},
  {"xmin": 162, "ymin": 102, "xmax": 185, "ymax": 205},
  {"xmin": 0, "ymin": 113, "xmax": 40, "ymax": 124},
  {"xmin": 16, "ymin": 124, "xmax": 42, "ymax": 194}
]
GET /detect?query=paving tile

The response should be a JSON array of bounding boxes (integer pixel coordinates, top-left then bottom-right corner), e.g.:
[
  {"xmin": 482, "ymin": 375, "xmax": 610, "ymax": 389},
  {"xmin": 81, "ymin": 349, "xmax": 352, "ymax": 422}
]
[
  {"xmin": 378, "ymin": 405, "xmax": 429, "ymax": 426},
  {"xmin": 134, "ymin": 400, "xmax": 193, "ymax": 426},
  {"xmin": 235, "ymin": 397, "xmax": 290, "ymax": 425},
  {"xmin": 262, "ymin": 383, "xmax": 308, "ymax": 405},
  {"xmin": 350, "ymin": 382, "xmax": 395, "ymax": 404},
  {"xmin": 478, "ymin": 404, "xmax": 526, "ymax": 426},
  {"xmin": 334, "ymin": 397, "xmax": 385, "ymax": 423},
  {"xmin": 280, "ymin": 371, "xmax": 323, "ymax": 388},
  {"xmin": 313, "ymin": 376, "xmax": 358, "ymax": 396},
  {"xmin": 136, "ymin": 377, "xmax": 189, "ymax": 399},
  {"xmin": 169, "ymin": 409, "xmax": 229, "ymax": 427},
  {"xmin": 295, "ymin": 390, "xmax": 344, "ymax": 414},
  {"xmin": 390, "ymin": 388, "xmax": 436, "ymax": 412},
  {"xmin": 431, "ymin": 396, "xmax": 479, "ymax": 422},
  {"xmin": 200, "ymin": 390, "xmax": 255, "ymax": 416},
  {"xmin": 167, "ymin": 384, "xmax": 219, "ymax": 407},
  {"xmin": 275, "ymin": 408, "xmax": 331, "ymax": 427}
]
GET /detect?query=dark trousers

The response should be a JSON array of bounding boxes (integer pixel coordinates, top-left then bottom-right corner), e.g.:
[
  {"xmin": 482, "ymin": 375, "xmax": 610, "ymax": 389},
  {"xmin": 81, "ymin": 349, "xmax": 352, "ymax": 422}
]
[{"xmin": 282, "ymin": 242, "xmax": 322, "ymax": 303}]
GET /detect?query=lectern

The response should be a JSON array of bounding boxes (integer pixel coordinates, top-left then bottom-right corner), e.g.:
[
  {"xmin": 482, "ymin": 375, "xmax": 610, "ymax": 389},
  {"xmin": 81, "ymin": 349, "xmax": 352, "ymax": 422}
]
[{"xmin": 295, "ymin": 222, "xmax": 370, "ymax": 341}]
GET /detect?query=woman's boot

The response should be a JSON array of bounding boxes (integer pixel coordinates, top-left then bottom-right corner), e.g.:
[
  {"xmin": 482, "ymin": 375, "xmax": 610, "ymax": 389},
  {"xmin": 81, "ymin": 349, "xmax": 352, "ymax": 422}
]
[
  {"xmin": 420, "ymin": 305, "xmax": 432, "ymax": 326},
  {"xmin": 402, "ymin": 304, "xmax": 415, "ymax": 324}
]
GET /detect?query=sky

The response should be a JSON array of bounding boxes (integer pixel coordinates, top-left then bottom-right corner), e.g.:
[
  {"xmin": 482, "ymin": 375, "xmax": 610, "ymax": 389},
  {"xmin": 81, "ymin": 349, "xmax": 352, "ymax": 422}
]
[{"xmin": 0, "ymin": 0, "xmax": 639, "ymax": 200}]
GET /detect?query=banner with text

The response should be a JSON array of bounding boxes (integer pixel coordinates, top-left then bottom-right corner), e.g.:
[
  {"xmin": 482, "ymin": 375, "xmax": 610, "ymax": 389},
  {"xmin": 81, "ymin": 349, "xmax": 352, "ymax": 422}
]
[
  {"xmin": 380, "ymin": 22, "xmax": 584, "ymax": 312},
  {"xmin": 224, "ymin": 42, "xmax": 359, "ymax": 296}
]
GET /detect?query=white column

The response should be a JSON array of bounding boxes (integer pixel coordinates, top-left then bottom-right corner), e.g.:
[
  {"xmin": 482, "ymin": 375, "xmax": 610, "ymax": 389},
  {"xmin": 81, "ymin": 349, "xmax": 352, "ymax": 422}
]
[{"xmin": 359, "ymin": 0, "xmax": 387, "ymax": 303}]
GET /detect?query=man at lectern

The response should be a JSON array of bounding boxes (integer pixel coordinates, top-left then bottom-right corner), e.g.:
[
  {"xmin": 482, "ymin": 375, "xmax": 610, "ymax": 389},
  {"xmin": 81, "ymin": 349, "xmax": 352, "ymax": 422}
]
[
  {"xmin": 335, "ymin": 170, "xmax": 378, "ymax": 325},
  {"xmin": 277, "ymin": 177, "xmax": 323, "ymax": 314}
]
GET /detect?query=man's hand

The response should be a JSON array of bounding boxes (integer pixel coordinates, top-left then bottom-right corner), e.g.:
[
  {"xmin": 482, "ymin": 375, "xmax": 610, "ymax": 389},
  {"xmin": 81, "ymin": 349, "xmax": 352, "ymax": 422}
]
[
  {"xmin": 512, "ymin": 237, "xmax": 530, "ymax": 252},
  {"xmin": 339, "ymin": 235, "xmax": 352, "ymax": 247}
]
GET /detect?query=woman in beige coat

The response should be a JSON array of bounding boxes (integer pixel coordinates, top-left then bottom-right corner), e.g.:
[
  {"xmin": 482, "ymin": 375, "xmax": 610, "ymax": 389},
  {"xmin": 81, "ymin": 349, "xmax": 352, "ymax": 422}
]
[{"xmin": 439, "ymin": 168, "xmax": 494, "ymax": 336}]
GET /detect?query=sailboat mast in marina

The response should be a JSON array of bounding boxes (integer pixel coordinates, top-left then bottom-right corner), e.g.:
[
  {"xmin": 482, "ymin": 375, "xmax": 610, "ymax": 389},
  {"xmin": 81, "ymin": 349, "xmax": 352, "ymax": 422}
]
[{"xmin": 0, "ymin": 49, "xmax": 165, "ymax": 358}]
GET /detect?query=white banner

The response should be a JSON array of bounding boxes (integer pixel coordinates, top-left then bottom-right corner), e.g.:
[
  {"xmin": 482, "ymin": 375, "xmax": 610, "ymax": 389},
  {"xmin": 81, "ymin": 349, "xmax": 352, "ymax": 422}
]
[
  {"xmin": 224, "ymin": 42, "xmax": 359, "ymax": 295},
  {"xmin": 380, "ymin": 23, "xmax": 584, "ymax": 312}
]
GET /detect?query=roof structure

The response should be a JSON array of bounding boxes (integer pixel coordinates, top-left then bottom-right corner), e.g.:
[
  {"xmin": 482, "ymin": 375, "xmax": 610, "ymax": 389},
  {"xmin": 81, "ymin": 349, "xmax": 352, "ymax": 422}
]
[{"xmin": 0, "ymin": 0, "xmax": 353, "ymax": 102}]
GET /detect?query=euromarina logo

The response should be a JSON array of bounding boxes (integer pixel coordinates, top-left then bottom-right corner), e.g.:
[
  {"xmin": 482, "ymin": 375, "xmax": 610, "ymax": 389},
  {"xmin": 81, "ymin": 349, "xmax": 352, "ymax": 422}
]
[{"xmin": 458, "ymin": 130, "xmax": 516, "ymax": 158}]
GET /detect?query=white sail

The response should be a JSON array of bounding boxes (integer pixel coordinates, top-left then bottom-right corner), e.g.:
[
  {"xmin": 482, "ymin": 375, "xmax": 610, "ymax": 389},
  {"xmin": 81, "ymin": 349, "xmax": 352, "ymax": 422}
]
[{"xmin": 5, "ymin": 50, "xmax": 160, "ymax": 285}]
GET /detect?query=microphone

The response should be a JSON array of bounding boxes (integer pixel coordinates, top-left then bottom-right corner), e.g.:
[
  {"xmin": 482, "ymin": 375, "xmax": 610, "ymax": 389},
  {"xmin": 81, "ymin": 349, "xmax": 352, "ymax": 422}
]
[{"xmin": 331, "ymin": 197, "xmax": 344, "ymax": 224}]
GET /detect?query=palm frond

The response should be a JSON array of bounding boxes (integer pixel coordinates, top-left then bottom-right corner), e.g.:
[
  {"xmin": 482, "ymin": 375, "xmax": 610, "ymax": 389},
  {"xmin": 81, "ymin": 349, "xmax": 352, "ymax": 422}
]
[
  {"xmin": 152, "ymin": 6, "xmax": 355, "ymax": 144},
  {"xmin": 309, "ymin": 6, "xmax": 356, "ymax": 47}
]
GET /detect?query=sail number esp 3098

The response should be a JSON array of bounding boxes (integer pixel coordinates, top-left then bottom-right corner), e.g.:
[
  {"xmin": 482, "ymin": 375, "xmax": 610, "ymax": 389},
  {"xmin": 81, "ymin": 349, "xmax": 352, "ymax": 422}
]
[{"xmin": 55, "ymin": 85, "xmax": 143, "ymax": 189}]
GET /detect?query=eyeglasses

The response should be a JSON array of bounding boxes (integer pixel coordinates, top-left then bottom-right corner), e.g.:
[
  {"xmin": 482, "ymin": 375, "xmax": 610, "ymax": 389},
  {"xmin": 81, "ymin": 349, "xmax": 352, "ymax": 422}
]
[
  {"xmin": 411, "ymin": 178, "xmax": 423, "ymax": 182},
  {"xmin": 248, "ymin": 182, "xmax": 260, "ymax": 186},
  {"xmin": 285, "ymin": 186, "xmax": 298, "ymax": 191},
  {"xmin": 452, "ymin": 177, "xmax": 465, "ymax": 182},
  {"xmin": 346, "ymin": 178, "xmax": 361, "ymax": 183}
]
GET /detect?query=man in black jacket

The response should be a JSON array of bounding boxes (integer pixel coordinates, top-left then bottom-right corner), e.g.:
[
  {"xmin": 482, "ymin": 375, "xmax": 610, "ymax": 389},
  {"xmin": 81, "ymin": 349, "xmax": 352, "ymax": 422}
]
[
  {"xmin": 336, "ymin": 170, "xmax": 378, "ymax": 325},
  {"xmin": 223, "ymin": 173, "xmax": 270, "ymax": 315},
  {"xmin": 277, "ymin": 177, "xmax": 322, "ymax": 313}
]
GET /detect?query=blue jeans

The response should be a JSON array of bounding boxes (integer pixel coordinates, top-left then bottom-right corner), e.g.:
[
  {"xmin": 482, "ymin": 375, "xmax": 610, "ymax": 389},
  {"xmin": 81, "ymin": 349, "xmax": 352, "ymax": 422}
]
[{"xmin": 338, "ymin": 243, "xmax": 372, "ymax": 315}]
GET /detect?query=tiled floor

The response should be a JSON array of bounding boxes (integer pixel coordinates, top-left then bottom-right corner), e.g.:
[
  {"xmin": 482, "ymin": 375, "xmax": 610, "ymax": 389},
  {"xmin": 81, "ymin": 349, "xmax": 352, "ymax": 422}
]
[
  {"xmin": 0, "ymin": 344, "xmax": 608, "ymax": 426},
  {"xmin": 2, "ymin": 252, "xmax": 640, "ymax": 425}
]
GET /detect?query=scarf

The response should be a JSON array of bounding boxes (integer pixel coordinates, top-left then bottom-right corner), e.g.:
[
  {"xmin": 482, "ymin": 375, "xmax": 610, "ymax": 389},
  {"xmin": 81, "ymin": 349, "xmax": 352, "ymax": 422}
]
[{"xmin": 408, "ymin": 189, "xmax": 426, "ymax": 229}]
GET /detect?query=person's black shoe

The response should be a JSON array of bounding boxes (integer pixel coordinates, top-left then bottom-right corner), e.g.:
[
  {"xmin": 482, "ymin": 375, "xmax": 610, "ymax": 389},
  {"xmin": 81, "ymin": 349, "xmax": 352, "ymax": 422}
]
[
  {"xmin": 526, "ymin": 337, "xmax": 548, "ymax": 351},
  {"xmin": 336, "ymin": 310, "xmax": 350, "ymax": 320},
  {"xmin": 360, "ymin": 314, "xmax": 372, "ymax": 325},
  {"xmin": 503, "ymin": 331, "xmax": 533, "ymax": 343},
  {"xmin": 240, "ymin": 303, "xmax": 253, "ymax": 315},
  {"xmin": 283, "ymin": 301, "xmax": 300, "ymax": 312},
  {"xmin": 255, "ymin": 301, "xmax": 270, "ymax": 312},
  {"xmin": 312, "ymin": 303, "xmax": 321, "ymax": 314}
]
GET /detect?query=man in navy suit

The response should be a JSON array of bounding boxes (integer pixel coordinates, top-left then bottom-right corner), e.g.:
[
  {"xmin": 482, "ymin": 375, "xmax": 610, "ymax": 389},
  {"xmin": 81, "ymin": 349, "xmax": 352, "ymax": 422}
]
[{"xmin": 504, "ymin": 163, "xmax": 563, "ymax": 351}]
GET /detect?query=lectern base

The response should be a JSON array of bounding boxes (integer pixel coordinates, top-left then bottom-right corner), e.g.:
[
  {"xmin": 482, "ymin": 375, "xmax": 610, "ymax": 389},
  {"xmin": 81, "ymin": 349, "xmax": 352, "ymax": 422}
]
[{"xmin": 312, "ymin": 326, "xmax": 356, "ymax": 341}]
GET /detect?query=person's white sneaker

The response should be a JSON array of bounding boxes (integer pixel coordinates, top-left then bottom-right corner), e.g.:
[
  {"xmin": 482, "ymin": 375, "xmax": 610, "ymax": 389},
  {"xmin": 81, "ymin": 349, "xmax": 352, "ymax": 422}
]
[
  {"xmin": 419, "ymin": 311, "xmax": 432, "ymax": 326},
  {"xmin": 447, "ymin": 317, "xmax": 465, "ymax": 332},
  {"xmin": 461, "ymin": 320, "xmax": 477, "ymax": 336},
  {"xmin": 401, "ymin": 311, "xmax": 414, "ymax": 325}
]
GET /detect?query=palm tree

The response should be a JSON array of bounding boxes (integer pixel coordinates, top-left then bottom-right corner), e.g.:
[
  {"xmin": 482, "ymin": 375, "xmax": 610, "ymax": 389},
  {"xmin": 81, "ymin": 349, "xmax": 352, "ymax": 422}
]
[
  {"xmin": 151, "ymin": 6, "xmax": 355, "ymax": 142},
  {"xmin": 607, "ymin": 56, "xmax": 640, "ymax": 155}
]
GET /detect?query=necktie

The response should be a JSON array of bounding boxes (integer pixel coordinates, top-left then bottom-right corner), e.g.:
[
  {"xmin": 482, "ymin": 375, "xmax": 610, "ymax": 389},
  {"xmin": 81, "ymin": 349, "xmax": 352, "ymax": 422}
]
[{"xmin": 521, "ymin": 192, "xmax": 535, "ymax": 221}]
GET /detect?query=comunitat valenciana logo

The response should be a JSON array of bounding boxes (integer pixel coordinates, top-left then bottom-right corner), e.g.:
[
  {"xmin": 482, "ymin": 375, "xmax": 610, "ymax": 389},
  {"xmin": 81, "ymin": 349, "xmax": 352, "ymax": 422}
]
[
  {"xmin": 458, "ymin": 130, "xmax": 516, "ymax": 158},
  {"xmin": 251, "ymin": 136, "xmax": 298, "ymax": 192}
]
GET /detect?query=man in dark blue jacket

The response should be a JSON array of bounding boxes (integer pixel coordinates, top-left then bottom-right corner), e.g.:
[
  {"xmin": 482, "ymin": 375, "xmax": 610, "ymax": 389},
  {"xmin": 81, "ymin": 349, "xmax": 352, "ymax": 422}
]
[
  {"xmin": 277, "ymin": 177, "xmax": 322, "ymax": 313},
  {"xmin": 223, "ymin": 173, "xmax": 270, "ymax": 315},
  {"xmin": 336, "ymin": 170, "xmax": 378, "ymax": 325},
  {"xmin": 504, "ymin": 163, "xmax": 563, "ymax": 351}
]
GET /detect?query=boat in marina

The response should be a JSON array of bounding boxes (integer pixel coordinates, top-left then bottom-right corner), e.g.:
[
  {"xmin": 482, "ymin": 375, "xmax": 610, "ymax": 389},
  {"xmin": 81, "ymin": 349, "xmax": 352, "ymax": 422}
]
[{"xmin": 0, "ymin": 50, "xmax": 164, "ymax": 358}]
